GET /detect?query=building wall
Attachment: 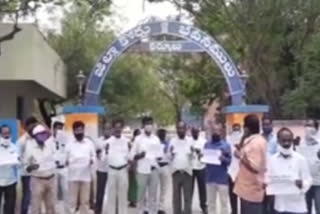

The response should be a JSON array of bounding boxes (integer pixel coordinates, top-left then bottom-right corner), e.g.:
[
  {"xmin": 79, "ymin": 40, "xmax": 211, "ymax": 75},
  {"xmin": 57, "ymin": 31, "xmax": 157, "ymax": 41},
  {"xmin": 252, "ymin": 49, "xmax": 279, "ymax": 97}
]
[
  {"xmin": 0, "ymin": 24, "xmax": 66, "ymax": 98},
  {"xmin": 0, "ymin": 81, "xmax": 59, "ymax": 119}
]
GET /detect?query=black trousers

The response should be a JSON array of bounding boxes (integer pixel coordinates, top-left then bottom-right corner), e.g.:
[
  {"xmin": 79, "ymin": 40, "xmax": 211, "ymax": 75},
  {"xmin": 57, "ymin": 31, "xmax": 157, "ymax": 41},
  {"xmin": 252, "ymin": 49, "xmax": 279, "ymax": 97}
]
[
  {"xmin": 241, "ymin": 198, "xmax": 263, "ymax": 214},
  {"xmin": 263, "ymin": 195, "xmax": 275, "ymax": 214},
  {"xmin": 0, "ymin": 183, "xmax": 17, "ymax": 214},
  {"xmin": 95, "ymin": 171, "xmax": 108, "ymax": 214},
  {"xmin": 192, "ymin": 169, "xmax": 207, "ymax": 212},
  {"xmin": 20, "ymin": 176, "xmax": 31, "ymax": 214},
  {"xmin": 173, "ymin": 171, "xmax": 193, "ymax": 214},
  {"xmin": 228, "ymin": 176, "xmax": 238, "ymax": 214}
]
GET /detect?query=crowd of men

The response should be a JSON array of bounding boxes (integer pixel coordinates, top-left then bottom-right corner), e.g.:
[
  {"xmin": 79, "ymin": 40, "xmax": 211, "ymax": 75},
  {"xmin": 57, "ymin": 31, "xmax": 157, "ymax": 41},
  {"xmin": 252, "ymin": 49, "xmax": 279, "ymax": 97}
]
[{"xmin": 0, "ymin": 114, "xmax": 320, "ymax": 214}]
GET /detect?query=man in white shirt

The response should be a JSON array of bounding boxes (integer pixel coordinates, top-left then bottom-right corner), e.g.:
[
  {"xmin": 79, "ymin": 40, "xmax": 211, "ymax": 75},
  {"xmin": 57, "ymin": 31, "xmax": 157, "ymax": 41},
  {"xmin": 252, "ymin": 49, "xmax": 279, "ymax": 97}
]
[
  {"xmin": 157, "ymin": 128, "xmax": 170, "ymax": 214},
  {"xmin": 266, "ymin": 127, "xmax": 312, "ymax": 214},
  {"xmin": 104, "ymin": 119, "xmax": 130, "ymax": 214},
  {"xmin": 170, "ymin": 121, "xmax": 193, "ymax": 214},
  {"xmin": 95, "ymin": 121, "xmax": 112, "ymax": 214},
  {"xmin": 191, "ymin": 127, "xmax": 207, "ymax": 214},
  {"xmin": 52, "ymin": 116, "xmax": 69, "ymax": 213},
  {"xmin": 299, "ymin": 119, "xmax": 320, "ymax": 214},
  {"xmin": 226, "ymin": 123, "xmax": 242, "ymax": 214},
  {"xmin": 130, "ymin": 117, "xmax": 163, "ymax": 214},
  {"xmin": 18, "ymin": 116, "xmax": 38, "ymax": 214},
  {"xmin": 0, "ymin": 125, "xmax": 20, "ymax": 214},
  {"xmin": 24, "ymin": 125, "xmax": 57, "ymax": 214},
  {"xmin": 66, "ymin": 121, "xmax": 96, "ymax": 214}
]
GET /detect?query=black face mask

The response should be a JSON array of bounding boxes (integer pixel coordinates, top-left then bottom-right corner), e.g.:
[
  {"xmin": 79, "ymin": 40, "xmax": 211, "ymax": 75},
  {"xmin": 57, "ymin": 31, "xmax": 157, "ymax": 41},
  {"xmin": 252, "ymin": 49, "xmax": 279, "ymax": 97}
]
[
  {"xmin": 75, "ymin": 133, "xmax": 84, "ymax": 141},
  {"xmin": 178, "ymin": 132, "xmax": 185, "ymax": 139},
  {"xmin": 212, "ymin": 134, "xmax": 221, "ymax": 142}
]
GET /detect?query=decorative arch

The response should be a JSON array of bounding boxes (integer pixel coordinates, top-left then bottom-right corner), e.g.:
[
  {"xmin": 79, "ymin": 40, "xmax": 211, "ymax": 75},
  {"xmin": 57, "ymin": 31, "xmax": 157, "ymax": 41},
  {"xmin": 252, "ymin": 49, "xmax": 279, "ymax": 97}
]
[{"xmin": 84, "ymin": 21, "xmax": 246, "ymax": 106}]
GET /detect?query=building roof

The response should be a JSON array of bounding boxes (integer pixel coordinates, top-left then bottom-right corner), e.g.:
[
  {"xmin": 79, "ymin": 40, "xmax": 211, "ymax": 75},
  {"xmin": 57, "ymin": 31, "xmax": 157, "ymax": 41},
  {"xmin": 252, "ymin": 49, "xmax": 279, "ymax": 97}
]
[{"xmin": 0, "ymin": 23, "xmax": 66, "ymax": 98}]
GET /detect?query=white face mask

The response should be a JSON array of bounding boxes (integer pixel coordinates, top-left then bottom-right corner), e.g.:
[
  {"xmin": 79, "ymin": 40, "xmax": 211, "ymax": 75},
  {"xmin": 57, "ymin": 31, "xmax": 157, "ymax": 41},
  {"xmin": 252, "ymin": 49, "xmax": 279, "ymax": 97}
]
[
  {"xmin": 279, "ymin": 146, "xmax": 293, "ymax": 156},
  {"xmin": 305, "ymin": 127, "xmax": 317, "ymax": 137},
  {"xmin": 144, "ymin": 125, "xmax": 153, "ymax": 133},
  {"xmin": 1, "ymin": 137, "xmax": 11, "ymax": 146}
]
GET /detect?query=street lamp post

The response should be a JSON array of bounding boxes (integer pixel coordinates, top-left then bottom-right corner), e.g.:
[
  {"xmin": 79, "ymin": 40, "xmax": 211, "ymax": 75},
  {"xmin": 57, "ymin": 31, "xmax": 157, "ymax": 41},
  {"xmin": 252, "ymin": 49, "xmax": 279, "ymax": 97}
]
[{"xmin": 76, "ymin": 70, "xmax": 86, "ymax": 105}]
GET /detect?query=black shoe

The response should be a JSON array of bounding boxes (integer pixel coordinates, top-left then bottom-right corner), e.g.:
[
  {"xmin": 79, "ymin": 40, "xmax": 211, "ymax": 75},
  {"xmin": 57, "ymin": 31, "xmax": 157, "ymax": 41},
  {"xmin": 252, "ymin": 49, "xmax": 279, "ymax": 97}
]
[
  {"xmin": 158, "ymin": 210, "xmax": 166, "ymax": 214},
  {"xmin": 129, "ymin": 202, "xmax": 136, "ymax": 208},
  {"xmin": 143, "ymin": 211, "xmax": 149, "ymax": 214}
]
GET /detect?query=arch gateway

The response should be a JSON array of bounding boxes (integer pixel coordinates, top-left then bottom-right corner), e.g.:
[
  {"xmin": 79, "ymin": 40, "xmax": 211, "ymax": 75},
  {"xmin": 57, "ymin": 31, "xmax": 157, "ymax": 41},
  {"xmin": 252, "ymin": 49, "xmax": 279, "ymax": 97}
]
[
  {"xmin": 83, "ymin": 20, "xmax": 246, "ymax": 106},
  {"xmin": 62, "ymin": 20, "xmax": 268, "ymax": 136}
]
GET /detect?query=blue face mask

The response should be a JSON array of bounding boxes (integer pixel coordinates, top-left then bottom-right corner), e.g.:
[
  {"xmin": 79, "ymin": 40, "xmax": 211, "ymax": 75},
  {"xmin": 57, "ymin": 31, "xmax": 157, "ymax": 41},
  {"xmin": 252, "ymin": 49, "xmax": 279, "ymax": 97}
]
[
  {"xmin": 34, "ymin": 132, "xmax": 50, "ymax": 145},
  {"xmin": 263, "ymin": 127, "xmax": 273, "ymax": 135}
]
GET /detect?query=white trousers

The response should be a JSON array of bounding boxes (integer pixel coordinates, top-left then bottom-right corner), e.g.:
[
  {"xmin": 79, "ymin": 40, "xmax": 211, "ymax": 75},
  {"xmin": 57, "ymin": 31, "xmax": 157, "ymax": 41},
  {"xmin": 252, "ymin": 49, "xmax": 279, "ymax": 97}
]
[
  {"xmin": 206, "ymin": 183, "xmax": 230, "ymax": 214},
  {"xmin": 56, "ymin": 169, "xmax": 68, "ymax": 213},
  {"xmin": 104, "ymin": 168, "xmax": 128, "ymax": 214},
  {"xmin": 158, "ymin": 165, "xmax": 170, "ymax": 211},
  {"xmin": 137, "ymin": 171, "xmax": 159, "ymax": 214}
]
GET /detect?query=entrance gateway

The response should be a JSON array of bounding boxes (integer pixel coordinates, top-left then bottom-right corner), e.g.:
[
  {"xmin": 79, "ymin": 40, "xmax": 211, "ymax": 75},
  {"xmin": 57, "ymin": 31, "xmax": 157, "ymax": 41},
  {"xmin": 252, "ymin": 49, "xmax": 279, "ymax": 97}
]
[
  {"xmin": 61, "ymin": 19, "xmax": 268, "ymax": 137},
  {"xmin": 83, "ymin": 20, "xmax": 246, "ymax": 106}
]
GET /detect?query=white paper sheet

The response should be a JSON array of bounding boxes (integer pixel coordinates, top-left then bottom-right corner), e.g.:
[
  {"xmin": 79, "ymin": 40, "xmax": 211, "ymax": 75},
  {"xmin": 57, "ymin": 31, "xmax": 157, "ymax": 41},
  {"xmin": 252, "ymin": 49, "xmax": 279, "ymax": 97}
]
[
  {"xmin": 69, "ymin": 157, "xmax": 90, "ymax": 168},
  {"xmin": 146, "ymin": 143, "xmax": 163, "ymax": 160},
  {"xmin": 266, "ymin": 174, "xmax": 300, "ymax": 195},
  {"xmin": 0, "ymin": 151, "xmax": 19, "ymax": 166},
  {"xmin": 201, "ymin": 149, "xmax": 222, "ymax": 165}
]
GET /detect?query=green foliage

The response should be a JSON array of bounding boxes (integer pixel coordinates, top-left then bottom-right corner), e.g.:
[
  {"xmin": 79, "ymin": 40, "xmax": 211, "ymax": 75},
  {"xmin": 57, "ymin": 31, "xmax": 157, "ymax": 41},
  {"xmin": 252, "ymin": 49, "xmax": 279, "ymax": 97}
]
[
  {"xmin": 48, "ymin": 3, "xmax": 176, "ymax": 124},
  {"xmin": 149, "ymin": 0, "xmax": 320, "ymax": 118}
]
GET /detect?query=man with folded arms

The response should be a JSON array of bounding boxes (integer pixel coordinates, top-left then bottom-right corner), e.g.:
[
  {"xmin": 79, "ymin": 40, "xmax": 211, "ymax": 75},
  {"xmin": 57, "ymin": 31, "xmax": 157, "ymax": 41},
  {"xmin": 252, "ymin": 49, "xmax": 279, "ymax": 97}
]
[
  {"xmin": 104, "ymin": 119, "xmax": 130, "ymax": 214},
  {"xmin": 24, "ymin": 124, "xmax": 57, "ymax": 214}
]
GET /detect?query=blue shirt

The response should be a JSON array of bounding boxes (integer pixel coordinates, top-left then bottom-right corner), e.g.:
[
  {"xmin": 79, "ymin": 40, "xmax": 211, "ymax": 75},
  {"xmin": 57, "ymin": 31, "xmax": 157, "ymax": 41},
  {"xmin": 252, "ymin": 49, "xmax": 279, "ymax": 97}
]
[
  {"xmin": 264, "ymin": 133, "xmax": 278, "ymax": 155},
  {"xmin": 204, "ymin": 140, "xmax": 231, "ymax": 185}
]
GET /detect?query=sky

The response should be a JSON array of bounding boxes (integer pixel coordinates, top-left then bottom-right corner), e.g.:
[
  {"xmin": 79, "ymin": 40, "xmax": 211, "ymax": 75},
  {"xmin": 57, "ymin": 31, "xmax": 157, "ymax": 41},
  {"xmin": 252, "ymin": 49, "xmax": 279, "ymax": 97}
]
[{"xmin": 33, "ymin": 0, "xmax": 181, "ymax": 34}]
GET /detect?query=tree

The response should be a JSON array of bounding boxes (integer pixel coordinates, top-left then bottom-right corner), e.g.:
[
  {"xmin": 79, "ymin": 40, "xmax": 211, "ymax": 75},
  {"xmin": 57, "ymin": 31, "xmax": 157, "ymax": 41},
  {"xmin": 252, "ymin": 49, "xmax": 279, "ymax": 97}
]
[
  {"xmin": 48, "ymin": 3, "xmax": 176, "ymax": 124},
  {"xmin": 148, "ymin": 0, "xmax": 320, "ymax": 118},
  {"xmin": 0, "ymin": 0, "xmax": 110, "ymax": 43}
]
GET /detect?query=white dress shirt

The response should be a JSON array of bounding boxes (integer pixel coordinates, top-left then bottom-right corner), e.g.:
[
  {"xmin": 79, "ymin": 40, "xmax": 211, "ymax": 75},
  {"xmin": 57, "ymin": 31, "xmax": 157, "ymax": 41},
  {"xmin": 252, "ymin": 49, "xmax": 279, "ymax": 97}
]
[
  {"xmin": 130, "ymin": 133, "xmax": 163, "ymax": 174},
  {"xmin": 169, "ymin": 136, "xmax": 193, "ymax": 175},
  {"xmin": 266, "ymin": 151, "xmax": 312, "ymax": 213},
  {"xmin": 23, "ymin": 137, "xmax": 57, "ymax": 178},
  {"xmin": 95, "ymin": 136, "xmax": 109, "ymax": 173},
  {"xmin": 227, "ymin": 131, "xmax": 242, "ymax": 181},
  {"xmin": 54, "ymin": 131, "xmax": 71, "ymax": 167},
  {"xmin": 18, "ymin": 133, "xmax": 34, "ymax": 176},
  {"xmin": 67, "ymin": 138, "xmax": 96, "ymax": 182},
  {"xmin": 106, "ymin": 136, "xmax": 130, "ymax": 167},
  {"xmin": 297, "ymin": 140, "xmax": 320, "ymax": 186},
  {"xmin": 0, "ymin": 141, "xmax": 19, "ymax": 186},
  {"xmin": 191, "ymin": 137, "xmax": 206, "ymax": 170}
]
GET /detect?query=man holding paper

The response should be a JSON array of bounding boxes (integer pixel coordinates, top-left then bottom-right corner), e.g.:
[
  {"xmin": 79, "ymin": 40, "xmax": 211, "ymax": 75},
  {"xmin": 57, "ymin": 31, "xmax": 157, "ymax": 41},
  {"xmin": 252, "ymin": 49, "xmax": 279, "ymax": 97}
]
[
  {"xmin": 191, "ymin": 127, "xmax": 208, "ymax": 214},
  {"xmin": 130, "ymin": 117, "xmax": 163, "ymax": 214},
  {"xmin": 169, "ymin": 121, "xmax": 193, "ymax": 214},
  {"xmin": 203, "ymin": 122, "xmax": 231, "ymax": 214},
  {"xmin": 0, "ymin": 125, "xmax": 20, "ymax": 214},
  {"xmin": 299, "ymin": 119, "xmax": 320, "ymax": 214},
  {"xmin": 66, "ymin": 121, "xmax": 96, "ymax": 214},
  {"xmin": 266, "ymin": 127, "xmax": 312, "ymax": 214},
  {"xmin": 104, "ymin": 119, "xmax": 130, "ymax": 214},
  {"xmin": 24, "ymin": 124, "xmax": 57, "ymax": 214}
]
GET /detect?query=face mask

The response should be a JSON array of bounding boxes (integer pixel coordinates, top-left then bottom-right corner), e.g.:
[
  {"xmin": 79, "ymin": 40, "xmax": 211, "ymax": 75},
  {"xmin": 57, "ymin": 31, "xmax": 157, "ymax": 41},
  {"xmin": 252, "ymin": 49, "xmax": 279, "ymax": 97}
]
[
  {"xmin": 279, "ymin": 145, "xmax": 292, "ymax": 156},
  {"xmin": 1, "ymin": 137, "xmax": 11, "ymax": 146},
  {"xmin": 212, "ymin": 133, "xmax": 221, "ymax": 142},
  {"xmin": 34, "ymin": 132, "xmax": 50, "ymax": 144},
  {"xmin": 305, "ymin": 127, "xmax": 317, "ymax": 137},
  {"xmin": 263, "ymin": 127, "xmax": 273, "ymax": 135},
  {"xmin": 74, "ymin": 133, "xmax": 84, "ymax": 141},
  {"xmin": 178, "ymin": 132, "xmax": 185, "ymax": 139},
  {"xmin": 144, "ymin": 125, "xmax": 153, "ymax": 133}
]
